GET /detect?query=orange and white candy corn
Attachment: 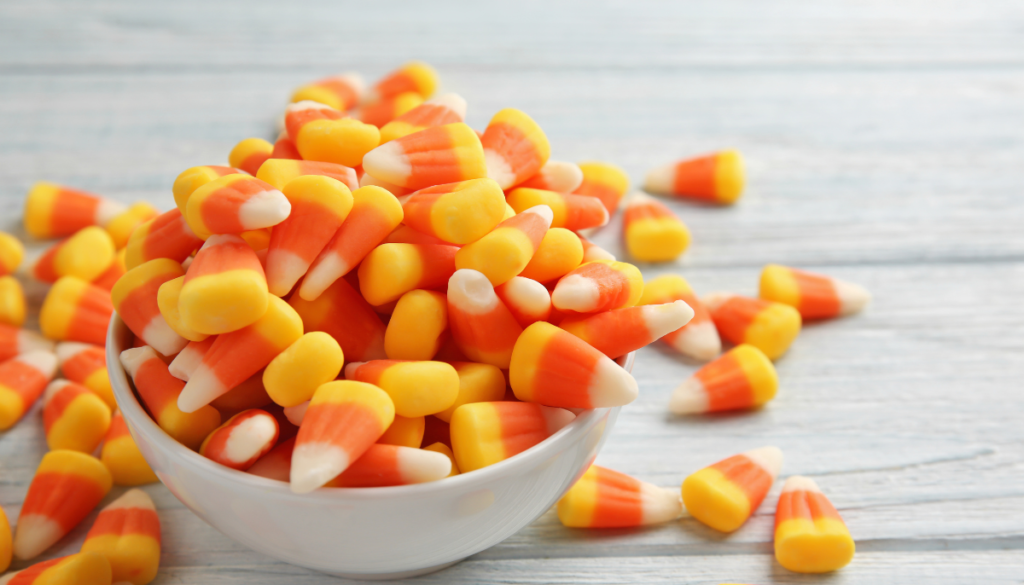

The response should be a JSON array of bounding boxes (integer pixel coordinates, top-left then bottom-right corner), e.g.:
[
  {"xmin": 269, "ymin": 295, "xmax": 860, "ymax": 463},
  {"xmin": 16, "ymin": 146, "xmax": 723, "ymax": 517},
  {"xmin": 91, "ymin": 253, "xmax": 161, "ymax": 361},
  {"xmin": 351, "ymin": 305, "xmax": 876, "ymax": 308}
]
[
  {"xmin": 759, "ymin": 264, "xmax": 870, "ymax": 320},
  {"xmin": 560, "ymin": 300, "xmax": 694, "ymax": 359},
  {"xmin": 494, "ymin": 276, "xmax": 551, "ymax": 327},
  {"xmin": 345, "ymin": 360, "xmax": 459, "ymax": 418},
  {"xmin": 299, "ymin": 185, "xmax": 404, "ymax": 301},
  {"xmin": 551, "ymin": 259, "xmax": 644, "ymax": 314},
  {"xmin": 454, "ymin": 205, "xmax": 553, "ymax": 286},
  {"xmin": 0, "ymin": 231, "xmax": 24, "ymax": 276},
  {"xmin": 450, "ymin": 402, "xmax": 574, "ymax": 472},
  {"xmin": 228, "ymin": 137, "xmax": 274, "ymax": 176},
  {"xmin": 446, "ymin": 269, "xmax": 523, "ymax": 368},
  {"xmin": 645, "ymin": 150, "xmax": 745, "ymax": 205},
  {"xmin": 247, "ymin": 436, "xmax": 295, "ymax": 482},
  {"xmin": 290, "ymin": 380, "xmax": 395, "ymax": 493},
  {"xmin": 359, "ymin": 170, "xmax": 414, "ymax": 196},
  {"xmin": 379, "ymin": 93, "xmax": 467, "ymax": 144},
  {"xmin": 358, "ymin": 92, "xmax": 424, "ymax": 128},
  {"xmin": 178, "ymin": 296, "xmax": 302, "ymax": 413},
  {"xmin": 166, "ymin": 336, "xmax": 215, "ymax": 382},
  {"xmin": 639, "ymin": 275, "xmax": 721, "ymax": 361},
  {"xmin": 13, "ymin": 450, "xmax": 112, "ymax": 560},
  {"xmin": 402, "ymin": 178, "xmax": 506, "ymax": 245},
  {"xmin": 50, "ymin": 226, "xmax": 117, "ymax": 283},
  {"xmin": 0, "ymin": 351, "xmax": 57, "ymax": 431},
  {"xmin": 366, "ymin": 61, "xmax": 438, "ymax": 103},
  {"xmin": 105, "ymin": 202, "xmax": 161, "ymax": 249},
  {"xmin": 101, "ymin": 410, "xmax": 158, "ymax": 486},
  {"xmin": 185, "ymin": 174, "xmax": 291, "ymax": 240},
  {"xmin": 289, "ymin": 277, "xmax": 386, "ymax": 363},
  {"xmin": 510, "ymin": 321, "xmax": 638, "ymax": 408},
  {"xmin": 670, "ymin": 344, "xmax": 777, "ymax": 414},
  {"xmin": 291, "ymin": 73, "xmax": 364, "ymax": 111},
  {"xmin": 423, "ymin": 442, "xmax": 459, "ymax": 477},
  {"xmin": 774, "ymin": 476, "xmax": 855, "ymax": 573},
  {"xmin": 377, "ymin": 415, "xmax": 425, "ymax": 448},
  {"xmin": 255, "ymin": 158, "xmax": 359, "ymax": 191},
  {"xmin": 518, "ymin": 227, "xmax": 584, "ymax": 284},
  {"xmin": 623, "ymin": 192, "xmax": 691, "ymax": 262},
  {"xmin": 54, "ymin": 342, "xmax": 113, "ymax": 408},
  {"xmin": 576, "ymin": 232, "xmax": 616, "ymax": 263},
  {"xmin": 210, "ymin": 370, "xmax": 273, "ymax": 412},
  {"xmin": 112, "ymin": 259, "xmax": 189, "ymax": 356},
  {"xmin": 518, "ymin": 160, "xmax": 584, "ymax": 193},
  {"xmin": 362, "ymin": 123, "xmax": 486, "ymax": 191},
  {"xmin": 506, "ymin": 188, "xmax": 609, "ymax": 231},
  {"xmin": 42, "ymin": 380, "xmax": 111, "ymax": 453},
  {"xmin": 704, "ymin": 293, "xmax": 802, "ymax": 360},
  {"xmin": 178, "ymin": 235, "xmax": 268, "ymax": 335},
  {"xmin": 480, "ymin": 108, "xmax": 551, "ymax": 189},
  {"xmin": 263, "ymin": 332, "xmax": 344, "ymax": 408},
  {"xmin": 0, "ymin": 552, "xmax": 112, "ymax": 585},
  {"xmin": 558, "ymin": 465, "xmax": 683, "ymax": 528},
  {"xmin": 682, "ymin": 446, "xmax": 783, "ymax": 532},
  {"xmin": 573, "ymin": 161, "xmax": 631, "ymax": 214},
  {"xmin": 200, "ymin": 409, "xmax": 279, "ymax": 471},
  {"xmin": 120, "ymin": 346, "xmax": 221, "ymax": 449},
  {"xmin": 81, "ymin": 489, "xmax": 161, "ymax": 585},
  {"xmin": 23, "ymin": 182, "xmax": 125, "ymax": 239},
  {"xmin": 358, "ymin": 243, "xmax": 458, "ymax": 306},
  {"xmin": 0, "ymin": 324, "xmax": 53, "ymax": 363},
  {"xmin": 172, "ymin": 165, "xmax": 244, "ymax": 215},
  {"xmin": 264, "ymin": 175, "xmax": 353, "ymax": 296},
  {"xmin": 326, "ymin": 444, "xmax": 450, "ymax": 487},
  {"xmin": 434, "ymin": 362, "xmax": 506, "ymax": 423},
  {"xmin": 0, "ymin": 276, "xmax": 25, "ymax": 327},
  {"xmin": 40, "ymin": 277, "xmax": 113, "ymax": 346},
  {"xmin": 384, "ymin": 290, "xmax": 448, "ymax": 361},
  {"xmin": 124, "ymin": 209, "xmax": 203, "ymax": 271}
]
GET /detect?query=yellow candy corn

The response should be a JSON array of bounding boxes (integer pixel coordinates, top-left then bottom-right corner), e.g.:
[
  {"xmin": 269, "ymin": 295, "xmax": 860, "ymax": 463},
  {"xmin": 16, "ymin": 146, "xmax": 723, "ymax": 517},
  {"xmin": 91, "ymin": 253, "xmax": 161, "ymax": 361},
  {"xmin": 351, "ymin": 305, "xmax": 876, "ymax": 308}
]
[
  {"xmin": 105, "ymin": 202, "xmax": 160, "ymax": 249},
  {"xmin": 0, "ymin": 232, "xmax": 24, "ymax": 277},
  {"xmin": 0, "ymin": 276, "xmax": 26, "ymax": 327},
  {"xmin": 263, "ymin": 332, "xmax": 344, "ymax": 408},
  {"xmin": 384, "ymin": 290, "xmax": 448, "ymax": 361},
  {"xmin": 54, "ymin": 226, "xmax": 116, "ymax": 282}
]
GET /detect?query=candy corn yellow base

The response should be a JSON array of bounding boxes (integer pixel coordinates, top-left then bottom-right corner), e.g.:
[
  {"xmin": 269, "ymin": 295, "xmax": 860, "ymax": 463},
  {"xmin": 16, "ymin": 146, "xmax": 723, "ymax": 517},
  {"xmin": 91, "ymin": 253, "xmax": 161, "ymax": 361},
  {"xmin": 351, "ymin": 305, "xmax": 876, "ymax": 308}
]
[
  {"xmin": 681, "ymin": 468, "xmax": 752, "ymax": 532},
  {"xmin": 179, "ymin": 271, "xmax": 269, "ymax": 335},
  {"xmin": 625, "ymin": 218, "xmax": 691, "ymax": 262},
  {"xmin": 714, "ymin": 150, "xmax": 746, "ymax": 204},
  {"xmin": 745, "ymin": 303, "xmax": 802, "ymax": 360},
  {"xmin": 775, "ymin": 518, "xmax": 856, "ymax": 573},
  {"xmin": 449, "ymin": 403, "xmax": 505, "ymax": 472}
]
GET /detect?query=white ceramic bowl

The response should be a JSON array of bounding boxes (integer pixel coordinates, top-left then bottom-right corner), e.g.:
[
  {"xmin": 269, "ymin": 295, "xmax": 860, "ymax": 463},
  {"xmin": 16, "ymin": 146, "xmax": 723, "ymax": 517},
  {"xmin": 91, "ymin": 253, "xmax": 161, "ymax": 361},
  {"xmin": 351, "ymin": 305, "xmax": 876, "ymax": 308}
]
[{"xmin": 106, "ymin": 316, "xmax": 628, "ymax": 579}]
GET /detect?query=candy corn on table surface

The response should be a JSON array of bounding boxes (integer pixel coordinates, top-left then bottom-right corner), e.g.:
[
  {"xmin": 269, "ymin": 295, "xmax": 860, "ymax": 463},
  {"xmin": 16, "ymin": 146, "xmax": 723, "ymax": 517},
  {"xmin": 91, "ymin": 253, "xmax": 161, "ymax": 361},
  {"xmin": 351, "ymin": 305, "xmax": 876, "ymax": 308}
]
[{"xmin": 2, "ymin": 0, "xmax": 1024, "ymax": 583}]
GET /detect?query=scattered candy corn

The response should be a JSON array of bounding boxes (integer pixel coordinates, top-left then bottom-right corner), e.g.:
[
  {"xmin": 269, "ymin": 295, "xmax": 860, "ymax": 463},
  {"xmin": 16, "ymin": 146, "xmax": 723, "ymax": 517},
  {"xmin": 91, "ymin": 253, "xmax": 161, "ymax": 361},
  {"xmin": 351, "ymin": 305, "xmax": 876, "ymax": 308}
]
[
  {"xmin": 704, "ymin": 293, "xmax": 802, "ymax": 361},
  {"xmin": 291, "ymin": 73, "xmax": 364, "ymax": 111},
  {"xmin": 551, "ymin": 259, "xmax": 644, "ymax": 314},
  {"xmin": 644, "ymin": 150, "xmax": 745, "ymax": 205},
  {"xmin": 24, "ymin": 182, "xmax": 125, "ymax": 239},
  {"xmin": 0, "ymin": 505, "xmax": 9, "ymax": 574},
  {"xmin": 0, "ymin": 324, "xmax": 53, "ymax": 363},
  {"xmin": 682, "ymin": 446, "xmax": 783, "ymax": 532},
  {"xmin": 39, "ymin": 277, "xmax": 113, "ymax": 346},
  {"xmin": 774, "ymin": 476, "xmax": 855, "ymax": 573},
  {"xmin": 80, "ymin": 489, "xmax": 161, "ymax": 585},
  {"xmin": 0, "ymin": 551, "xmax": 112, "ymax": 585},
  {"xmin": 759, "ymin": 264, "xmax": 871, "ymax": 319},
  {"xmin": 0, "ymin": 276, "xmax": 26, "ymax": 327},
  {"xmin": 101, "ymin": 410, "xmax": 158, "ymax": 486},
  {"xmin": 42, "ymin": 380, "xmax": 111, "ymax": 453},
  {"xmin": 670, "ymin": 345, "xmax": 778, "ymax": 414},
  {"xmin": 0, "ymin": 351, "xmax": 58, "ymax": 431},
  {"xmin": 558, "ymin": 465, "xmax": 683, "ymax": 528},
  {"xmin": 622, "ymin": 192, "xmax": 691, "ymax": 262},
  {"xmin": 0, "ymin": 232, "xmax": 24, "ymax": 277},
  {"xmin": 639, "ymin": 275, "xmax": 721, "ymax": 361}
]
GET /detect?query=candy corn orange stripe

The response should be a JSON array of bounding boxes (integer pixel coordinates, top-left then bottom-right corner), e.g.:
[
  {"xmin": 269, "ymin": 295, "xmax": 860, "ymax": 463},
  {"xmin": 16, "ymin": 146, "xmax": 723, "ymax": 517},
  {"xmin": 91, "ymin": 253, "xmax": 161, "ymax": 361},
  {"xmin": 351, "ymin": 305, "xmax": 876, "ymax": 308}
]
[
  {"xmin": 533, "ymin": 333, "xmax": 600, "ymax": 407},
  {"xmin": 791, "ymin": 269, "xmax": 841, "ymax": 318},
  {"xmin": 402, "ymin": 128, "xmax": 458, "ymax": 187},
  {"xmin": 574, "ymin": 263, "xmax": 632, "ymax": 311},
  {"xmin": 61, "ymin": 348, "xmax": 105, "ymax": 382},
  {"xmin": 21, "ymin": 473, "xmax": 108, "ymax": 530},
  {"xmin": 201, "ymin": 330, "xmax": 280, "ymax": 388},
  {"xmin": 624, "ymin": 200, "xmax": 673, "ymax": 223},
  {"xmin": 709, "ymin": 455, "xmax": 773, "ymax": 506},
  {"xmin": 593, "ymin": 466, "xmax": 644, "ymax": 527},
  {"xmin": 299, "ymin": 401, "xmax": 386, "ymax": 447},
  {"xmin": 51, "ymin": 188, "xmax": 102, "ymax": 236},
  {"xmin": 0, "ymin": 360, "xmax": 49, "ymax": 406},
  {"xmin": 86, "ymin": 507, "xmax": 161, "ymax": 543},
  {"xmin": 42, "ymin": 385, "xmax": 80, "ymax": 434},
  {"xmin": 286, "ymin": 107, "xmax": 344, "ymax": 138},
  {"xmin": 291, "ymin": 279, "xmax": 384, "ymax": 361},
  {"xmin": 694, "ymin": 352, "xmax": 754, "ymax": 411},
  {"xmin": 184, "ymin": 239, "xmax": 262, "ymax": 282},
  {"xmin": 329, "ymin": 444, "xmax": 404, "ymax": 487},
  {"xmin": 135, "ymin": 357, "xmax": 182, "ymax": 414},
  {"xmin": 710, "ymin": 296, "xmax": 768, "ymax": 342},
  {"xmin": 117, "ymin": 276, "xmax": 168, "ymax": 329},
  {"xmin": 199, "ymin": 178, "xmax": 276, "ymax": 235},
  {"xmin": 672, "ymin": 155, "xmax": 718, "ymax": 200},
  {"xmin": 7, "ymin": 556, "xmax": 63, "ymax": 584},
  {"xmin": 105, "ymin": 411, "xmax": 130, "ymax": 441},
  {"xmin": 272, "ymin": 138, "xmax": 302, "ymax": 160},
  {"xmin": 775, "ymin": 489, "xmax": 843, "ymax": 526},
  {"xmin": 497, "ymin": 403, "xmax": 551, "ymax": 458}
]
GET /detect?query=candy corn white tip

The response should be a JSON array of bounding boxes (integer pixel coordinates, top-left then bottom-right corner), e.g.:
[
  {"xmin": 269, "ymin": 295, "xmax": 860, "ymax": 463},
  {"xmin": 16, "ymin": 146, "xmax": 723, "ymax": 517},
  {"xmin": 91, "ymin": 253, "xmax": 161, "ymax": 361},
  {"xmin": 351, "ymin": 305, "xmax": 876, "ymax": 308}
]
[
  {"xmin": 642, "ymin": 300, "xmax": 695, "ymax": 338},
  {"xmin": 542, "ymin": 406, "xmax": 576, "ymax": 434},
  {"xmin": 55, "ymin": 341, "xmax": 92, "ymax": 365},
  {"xmin": 343, "ymin": 362, "xmax": 366, "ymax": 380},
  {"xmin": 298, "ymin": 255, "xmax": 349, "ymax": 301},
  {"xmin": 291, "ymin": 442, "xmax": 350, "ymax": 494},
  {"xmin": 744, "ymin": 446, "xmax": 784, "ymax": 478},
  {"xmin": 237, "ymin": 189, "xmax": 291, "ymax": 230},
  {"xmin": 668, "ymin": 377, "xmax": 709, "ymax": 414},
  {"xmin": 588, "ymin": 357, "xmax": 640, "ymax": 407},
  {"xmin": 484, "ymin": 148, "xmax": 517, "ymax": 190},
  {"xmin": 550, "ymin": 273, "xmax": 599, "ymax": 312},
  {"xmin": 582, "ymin": 244, "xmax": 616, "ymax": 263},
  {"xmin": 12, "ymin": 514, "xmax": 63, "ymax": 560},
  {"xmin": 501, "ymin": 277, "xmax": 550, "ymax": 315},
  {"xmin": 43, "ymin": 379, "xmax": 73, "ymax": 403},
  {"xmin": 700, "ymin": 291, "xmax": 735, "ymax": 311},
  {"xmin": 96, "ymin": 199, "xmax": 128, "ymax": 227},
  {"xmin": 398, "ymin": 447, "xmax": 452, "ymax": 483},
  {"xmin": 178, "ymin": 365, "xmax": 226, "ymax": 413},
  {"xmin": 265, "ymin": 249, "xmax": 308, "ymax": 297},
  {"xmin": 837, "ymin": 280, "xmax": 872, "ymax": 316},
  {"xmin": 224, "ymin": 414, "xmax": 278, "ymax": 464},
  {"xmin": 119, "ymin": 346, "xmax": 156, "ymax": 379},
  {"xmin": 141, "ymin": 315, "xmax": 189, "ymax": 356},
  {"xmin": 358, "ymin": 172, "xmax": 408, "ymax": 195},
  {"xmin": 522, "ymin": 204, "xmax": 555, "ymax": 227},
  {"xmin": 666, "ymin": 321, "xmax": 722, "ymax": 361},
  {"xmin": 641, "ymin": 485, "xmax": 685, "ymax": 524},
  {"xmin": 19, "ymin": 330, "xmax": 55, "ymax": 354},
  {"xmin": 362, "ymin": 142, "xmax": 411, "ymax": 184},
  {"xmin": 283, "ymin": 401, "xmax": 309, "ymax": 426},
  {"xmin": 288, "ymin": 100, "xmax": 339, "ymax": 114},
  {"xmin": 14, "ymin": 350, "xmax": 58, "ymax": 379},
  {"xmin": 429, "ymin": 93, "xmax": 468, "ymax": 120},
  {"xmin": 448, "ymin": 269, "xmax": 500, "ymax": 315},
  {"xmin": 782, "ymin": 475, "xmax": 822, "ymax": 493},
  {"xmin": 643, "ymin": 163, "xmax": 676, "ymax": 196},
  {"xmin": 538, "ymin": 160, "xmax": 584, "ymax": 193},
  {"xmin": 105, "ymin": 487, "xmax": 155, "ymax": 510}
]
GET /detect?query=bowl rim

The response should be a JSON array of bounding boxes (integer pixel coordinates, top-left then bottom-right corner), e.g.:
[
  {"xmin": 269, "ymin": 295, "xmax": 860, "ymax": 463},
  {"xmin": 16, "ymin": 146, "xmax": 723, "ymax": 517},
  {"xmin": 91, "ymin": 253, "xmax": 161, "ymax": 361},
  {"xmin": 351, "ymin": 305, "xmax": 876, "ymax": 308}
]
[{"xmin": 106, "ymin": 315, "xmax": 632, "ymax": 502}]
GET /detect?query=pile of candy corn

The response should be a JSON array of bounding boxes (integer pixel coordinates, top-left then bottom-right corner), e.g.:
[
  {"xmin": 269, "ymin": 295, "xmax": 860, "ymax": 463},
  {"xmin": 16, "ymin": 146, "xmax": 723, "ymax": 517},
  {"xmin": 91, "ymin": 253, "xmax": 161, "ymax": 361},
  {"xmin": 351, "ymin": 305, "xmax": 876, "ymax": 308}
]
[{"xmin": 0, "ymin": 60, "xmax": 872, "ymax": 581}]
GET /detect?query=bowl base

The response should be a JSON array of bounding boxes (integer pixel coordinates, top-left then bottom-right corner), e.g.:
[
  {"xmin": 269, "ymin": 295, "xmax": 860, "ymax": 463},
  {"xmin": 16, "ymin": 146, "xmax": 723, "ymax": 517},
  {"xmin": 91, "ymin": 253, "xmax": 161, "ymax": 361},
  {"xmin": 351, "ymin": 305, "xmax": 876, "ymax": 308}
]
[{"xmin": 322, "ymin": 559, "xmax": 462, "ymax": 580}]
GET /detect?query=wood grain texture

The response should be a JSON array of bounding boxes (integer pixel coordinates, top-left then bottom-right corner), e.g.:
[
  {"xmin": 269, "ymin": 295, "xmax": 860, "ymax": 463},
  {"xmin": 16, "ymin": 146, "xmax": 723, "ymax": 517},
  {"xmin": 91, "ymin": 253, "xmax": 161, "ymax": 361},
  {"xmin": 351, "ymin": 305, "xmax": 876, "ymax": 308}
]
[{"xmin": 1, "ymin": 0, "xmax": 1023, "ymax": 583}]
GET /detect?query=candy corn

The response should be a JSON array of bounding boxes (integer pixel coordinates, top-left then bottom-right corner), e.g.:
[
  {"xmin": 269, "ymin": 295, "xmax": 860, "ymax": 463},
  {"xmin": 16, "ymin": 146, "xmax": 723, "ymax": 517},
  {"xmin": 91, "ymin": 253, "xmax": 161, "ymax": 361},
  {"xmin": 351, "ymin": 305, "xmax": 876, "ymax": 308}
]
[
  {"xmin": 551, "ymin": 260, "xmax": 644, "ymax": 314},
  {"xmin": 0, "ymin": 324, "xmax": 53, "ymax": 363},
  {"xmin": 480, "ymin": 108, "xmax": 551, "ymax": 189},
  {"xmin": 384, "ymin": 290, "xmax": 448, "ymax": 361},
  {"xmin": 0, "ymin": 232, "xmax": 24, "ymax": 276},
  {"xmin": 422, "ymin": 442, "xmax": 459, "ymax": 476},
  {"xmin": 228, "ymin": 137, "xmax": 274, "ymax": 176},
  {"xmin": 622, "ymin": 192, "xmax": 691, "ymax": 262},
  {"xmin": 559, "ymin": 300, "xmax": 695, "ymax": 359},
  {"xmin": 13, "ymin": 450, "xmax": 112, "ymax": 560},
  {"xmin": 184, "ymin": 174, "xmax": 291, "ymax": 240},
  {"xmin": 434, "ymin": 362, "xmax": 506, "ymax": 423},
  {"xmin": 124, "ymin": 209, "xmax": 203, "ymax": 271},
  {"xmin": 774, "ymin": 476, "xmax": 855, "ymax": 573},
  {"xmin": 367, "ymin": 61, "xmax": 438, "ymax": 102},
  {"xmin": 24, "ymin": 182, "xmax": 125, "ymax": 239},
  {"xmin": 166, "ymin": 336, "xmax": 215, "ymax": 382},
  {"xmin": 644, "ymin": 150, "xmax": 745, "ymax": 205},
  {"xmin": 111, "ymin": 259, "xmax": 188, "ymax": 356},
  {"xmin": 557, "ymin": 465, "xmax": 683, "ymax": 528},
  {"xmin": 572, "ymin": 161, "xmax": 631, "ymax": 214},
  {"xmin": 89, "ymin": 248, "xmax": 126, "ymax": 292},
  {"xmin": 454, "ymin": 205, "xmax": 553, "ymax": 286},
  {"xmin": 358, "ymin": 243, "xmax": 458, "ymax": 306},
  {"xmin": 210, "ymin": 370, "xmax": 273, "ymax": 412},
  {"xmin": 377, "ymin": 415, "xmax": 425, "ymax": 448},
  {"xmin": 518, "ymin": 160, "xmax": 584, "ymax": 193},
  {"xmin": 358, "ymin": 92, "xmax": 424, "ymax": 128},
  {"xmin": 271, "ymin": 134, "xmax": 303, "ymax": 159},
  {"xmin": 506, "ymin": 188, "xmax": 609, "ymax": 231},
  {"xmin": 450, "ymin": 402, "xmax": 574, "ymax": 472},
  {"xmin": 120, "ymin": 346, "xmax": 221, "ymax": 449},
  {"xmin": 299, "ymin": 185, "xmax": 404, "ymax": 301},
  {"xmin": 290, "ymin": 380, "xmax": 395, "ymax": 493},
  {"xmin": 0, "ymin": 276, "xmax": 25, "ymax": 327},
  {"xmin": 759, "ymin": 264, "xmax": 871, "ymax": 320},
  {"xmin": 153, "ymin": 276, "xmax": 206, "ymax": 343},
  {"xmin": 0, "ymin": 505, "xmax": 9, "ymax": 573},
  {"xmin": 494, "ymin": 276, "xmax": 551, "ymax": 327},
  {"xmin": 704, "ymin": 293, "xmax": 802, "ymax": 360},
  {"xmin": 101, "ymin": 410, "xmax": 158, "ymax": 486},
  {"xmin": 639, "ymin": 275, "xmax": 721, "ymax": 361},
  {"xmin": 247, "ymin": 436, "xmax": 294, "ymax": 482},
  {"xmin": 178, "ymin": 235, "xmax": 268, "ymax": 335},
  {"xmin": 40, "ymin": 277, "xmax": 113, "ymax": 346},
  {"xmin": 670, "ymin": 345, "xmax": 778, "ymax": 414},
  {"xmin": 682, "ymin": 446, "xmax": 783, "ymax": 533},
  {"xmin": 359, "ymin": 171, "xmax": 414, "ymax": 196},
  {"xmin": 287, "ymin": 103, "xmax": 381, "ymax": 167},
  {"xmin": 106, "ymin": 202, "xmax": 161, "ymax": 249},
  {"xmin": 518, "ymin": 227, "xmax": 584, "ymax": 283},
  {"xmin": 0, "ymin": 552, "xmax": 112, "ymax": 585},
  {"xmin": 42, "ymin": 380, "xmax": 111, "ymax": 453},
  {"xmin": 577, "ymin": 232, "xmax": 615, "ymax": 263},
  {"xmin": 445, "ymin": 269, "xmax": 523, "ymax": 368},
  {"xmin": 326, "ymin": 444, "xmax": 450, "ymax": 487},
  {"xmin": 263, "ymin": 332, "xmax": 344, "ymax": 408},
  {"xmin": 289, "ymin": 277, "xmax": 386, "ymax": 363},
  {"xmin": 172, "ymin": 165, "xmax": 244, "ymax": 215},
  {"xmin": 292, "ymin": 73, "xmax": 364, "ymax": 111},
  {"xmin": 0, "ymin": 351, "xmax": 58, "ymax": 431},
  {"xmin": 345, "ymin": 360, "xmax": 459, "ymax": 418},
  {"xmin": 55, "ymin": 226, "xmax": 118, "ymax": 282},
  {"xmin": 178, "ymin": 296, "xmax": 303, "ymax": 413},
  {"xmin": 509, "ymin": 321, "xmax": 638, "ymax": 408},
  {"xmin": 80, "ymin": 489, "xmax": 161, "ymax": 585},
  {"xmin": 53, "ymin": 342, "xmax": 112, "ymax": 408},
  {"xmin": 255, "ymin": 158, "xmax": 359, "ymax": 191},
  {"xmin": 402, "ymin": 178, "xmax": 506, "ymax": 245},
  {"xmin": 200, "ymin": 409, "xmax": 279, "ymax": 471},
  {"xmin": 361, "ymin": 123, "xmax": 487, "ymax": 190},
  {"xmin": 379, "ymin": 93, "xmax": 467, "ymax": 143}
]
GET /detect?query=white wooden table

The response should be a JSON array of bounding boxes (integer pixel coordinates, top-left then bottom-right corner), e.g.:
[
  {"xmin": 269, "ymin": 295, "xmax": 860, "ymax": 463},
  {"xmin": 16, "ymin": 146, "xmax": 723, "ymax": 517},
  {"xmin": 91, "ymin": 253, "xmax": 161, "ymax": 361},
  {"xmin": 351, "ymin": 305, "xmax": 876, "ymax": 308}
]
[{"xmin": 2, "ymin": 1, "xmax": 1023, "ymax": 582}]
